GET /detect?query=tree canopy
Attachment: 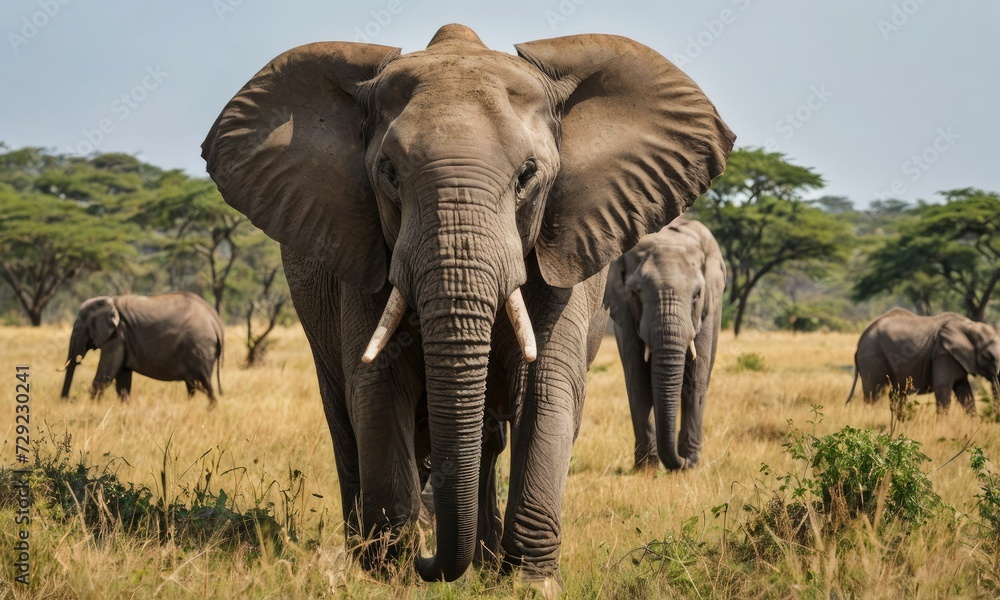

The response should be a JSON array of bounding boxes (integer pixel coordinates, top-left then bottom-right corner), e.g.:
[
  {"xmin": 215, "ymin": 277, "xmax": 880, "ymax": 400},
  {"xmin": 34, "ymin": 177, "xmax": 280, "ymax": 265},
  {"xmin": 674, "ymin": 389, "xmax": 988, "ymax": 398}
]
[
  {"xmin": 694, "ymin": 148, "xmax": 852, "ymax": 335},
  {"xmin": 0, "ymin": 149, "xmax": 144, "ymax": 325},
  {"xmin": 0, "ymin": 146, "xmax": 299, "ymax": 364},
  {"xmin": 855, "ymin": 188, "xmax": 1000, "ymax": 321},
  {"xmin": 1, "ymin": 144, "xmax": 998, "ymax": 339}
]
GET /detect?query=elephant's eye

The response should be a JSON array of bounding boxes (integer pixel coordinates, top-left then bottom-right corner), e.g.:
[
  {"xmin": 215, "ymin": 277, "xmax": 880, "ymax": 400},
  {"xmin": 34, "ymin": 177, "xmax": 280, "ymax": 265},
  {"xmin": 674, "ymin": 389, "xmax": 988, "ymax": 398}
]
[
  {"xmin": 379, "ymin": 159, "xmax": 400, "ymax": 193},
  {"xmin": 515, "ymin": 159, "xmax": 537, "ymax": 201}
]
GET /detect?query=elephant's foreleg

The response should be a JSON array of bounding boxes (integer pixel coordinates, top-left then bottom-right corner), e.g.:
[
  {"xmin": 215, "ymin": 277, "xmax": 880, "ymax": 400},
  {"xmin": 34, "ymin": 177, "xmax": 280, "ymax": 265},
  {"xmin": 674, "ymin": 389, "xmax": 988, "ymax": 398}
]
[
  {"xmin": 340, "ymin": 283, "xmax": 424, "ymax": 570},
  {"xmin": 502, "ymin": 283, "xmax": 594, "ymax": 584},
  {"xmin": 678, "ymin": 330, "xmax": 713, "ymax": 467},
  {"xmin": 115, "ymin": 369, "xmax": 132, "ymax": 403},
  {"xmin": 678, "ymin": 322, "xmax": 721, "ymax": 466},
  {"xmin": 614, "ymin": 322, "xmax": 656, "ymax": 468},
  {"xmin": 473, "ymin": 379, "xmax": 509, "ymax": 566},
  {"xmin": 934, "ymin": 384, "xmax": 953, "ymax": 413},
  {"xmin": 282, "ymin": 253, "xmax": 363, "ymax": 542}
]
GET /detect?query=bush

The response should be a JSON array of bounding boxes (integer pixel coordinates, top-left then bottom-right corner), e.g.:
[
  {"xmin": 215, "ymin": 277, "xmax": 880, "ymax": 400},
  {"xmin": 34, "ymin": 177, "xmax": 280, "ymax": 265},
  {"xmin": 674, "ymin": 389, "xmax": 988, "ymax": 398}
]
[
  {"xmin": 773, "ymin": 303, "xmax": 853, "ymax": 332},
  {"xmin": 735, "ymin": 352, "xmax": 768, "ymax": 373},
  {"xmin": 793, "ymin": 425, "xmax": 939, "ymax": 528},
  {"xmin": 970, "ymin": 447, "xmax": 1000, "ymax": 589},
  {"xmin": 737, "ymin": 407, "xmax": 940, "ymax": 562},
  {"xmin": 0, "ymin": 432, "xmax": 293, "ymax": 552}
]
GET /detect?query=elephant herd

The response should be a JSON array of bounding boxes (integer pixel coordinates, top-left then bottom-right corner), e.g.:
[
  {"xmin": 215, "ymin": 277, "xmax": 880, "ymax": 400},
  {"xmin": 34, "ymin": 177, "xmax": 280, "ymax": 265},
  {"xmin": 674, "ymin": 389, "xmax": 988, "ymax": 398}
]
[{"xmin": 54, "ymin": 24, "xmax": 1000, "ymax": 593}]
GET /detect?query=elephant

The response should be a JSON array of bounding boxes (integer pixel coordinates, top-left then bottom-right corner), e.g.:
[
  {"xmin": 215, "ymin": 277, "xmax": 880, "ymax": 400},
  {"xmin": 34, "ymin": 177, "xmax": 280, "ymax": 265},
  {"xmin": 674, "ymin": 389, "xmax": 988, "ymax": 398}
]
[
  {"xmin": 847, "ymin": 308, "xmax": 1000, "ymax": 414},
  {"xmin": 604, "ymin": 218, "xmax": 725, "ymax": 471},
  {"xmin": 201, "ymin": 24, "xmax": 733, "ymax": 587},
  {"xmin": 60, "ymin": 292, "xmax": 224, "ymax": 405}
]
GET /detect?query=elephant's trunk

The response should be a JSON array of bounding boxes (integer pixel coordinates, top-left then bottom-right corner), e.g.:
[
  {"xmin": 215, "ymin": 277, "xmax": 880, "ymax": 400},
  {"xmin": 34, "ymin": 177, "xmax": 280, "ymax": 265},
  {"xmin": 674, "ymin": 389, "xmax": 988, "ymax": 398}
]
[
  {"xmin": 60, "ymin": 321, "xmax": 88, "ymax": 399},
  {"xmin": 389, "ymin": 178, "xmax": 525, "ymax": 582},
  {"xmin": 413, "ymin": 273, "xmax": 497, "ymax": 582},
  {"xmin": 650, "ymin": 292, "xmax": 691, "ymax": 471}
]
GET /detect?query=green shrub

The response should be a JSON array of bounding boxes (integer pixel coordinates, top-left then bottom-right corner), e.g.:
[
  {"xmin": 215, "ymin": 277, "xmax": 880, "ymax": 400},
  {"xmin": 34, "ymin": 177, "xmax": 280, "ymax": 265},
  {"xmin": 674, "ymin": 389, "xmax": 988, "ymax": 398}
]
[
  {"xmin": 793, "ymin": 425, "xmax": 939, "ymax": 528},
  {"xmin": 773, "ymin": 303, "xmax": 853, "ymax": 333},
  {"xmin": 735, "ymin": 352, "xmax": 768, "ymax": 373},
  {"xmin": 970, "ymin": 447, "xmax": 1000, "ymax": 588},
  {"xmin": 737, "ymin": 407, "xmax": 940, "ymax": 562},
  {"xmin": 0, "ymin": 432, "xmax": 293, "ymax": 553}
]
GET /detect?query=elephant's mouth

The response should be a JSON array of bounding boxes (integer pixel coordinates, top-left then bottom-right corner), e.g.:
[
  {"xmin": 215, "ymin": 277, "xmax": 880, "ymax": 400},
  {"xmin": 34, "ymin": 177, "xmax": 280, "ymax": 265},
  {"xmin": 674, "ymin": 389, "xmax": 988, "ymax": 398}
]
[{"xmin": 361, "ymin": 286, "xmax": 537, "ymax": 365}]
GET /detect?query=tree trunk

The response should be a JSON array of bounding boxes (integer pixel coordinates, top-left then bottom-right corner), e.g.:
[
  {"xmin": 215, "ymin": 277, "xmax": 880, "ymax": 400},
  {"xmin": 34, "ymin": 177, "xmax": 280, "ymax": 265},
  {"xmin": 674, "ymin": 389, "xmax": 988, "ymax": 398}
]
[{"xmin": 732, "ymin": 292, "xmax": 749, "ymax": 337}]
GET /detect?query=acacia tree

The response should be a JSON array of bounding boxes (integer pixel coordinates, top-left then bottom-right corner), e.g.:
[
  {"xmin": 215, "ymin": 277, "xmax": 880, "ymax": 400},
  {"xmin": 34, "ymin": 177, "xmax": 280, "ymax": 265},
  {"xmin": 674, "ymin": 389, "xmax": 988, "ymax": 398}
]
[
  {"xmin": 0, "ymin": 148, "xmax": 141, "ymax": 325},
  {"xmin": 695, "ymin": 148, "xmax": 850, "ymax": 335},
  {"xmin": 135, "ymin": 175, "xmax": 244, "ymax": 318},
  {"xmin": 855, "ymin": 188, "xmax": 1000, "ymax": 321},
  {"xmin": 235, "ymin": 233, "xmax": 289, "ymax": 366},
  {"xmin": 0, "ymin": 187, "xmax": 135, "ymax": 325}
]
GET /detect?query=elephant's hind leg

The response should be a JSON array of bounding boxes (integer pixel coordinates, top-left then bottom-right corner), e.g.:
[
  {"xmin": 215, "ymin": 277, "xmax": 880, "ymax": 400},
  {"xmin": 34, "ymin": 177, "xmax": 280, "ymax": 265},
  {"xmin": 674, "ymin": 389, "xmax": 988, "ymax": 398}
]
[
  {"xmin": 196, "ymin": 372, "xmax": 217, "ymax": 407},
  {"xmin": 954, "ymin": 378, "xmax": 977, "ymax": 415}
]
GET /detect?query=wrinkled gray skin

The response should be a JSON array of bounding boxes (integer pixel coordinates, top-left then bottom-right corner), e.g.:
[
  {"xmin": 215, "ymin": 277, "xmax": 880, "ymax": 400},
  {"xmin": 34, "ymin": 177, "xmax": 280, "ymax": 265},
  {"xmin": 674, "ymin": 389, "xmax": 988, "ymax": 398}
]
[
  {"xmin": 202, "ymin": 24, "xmax": 733, "ymax": 587},
  {"xmin": 60, "ymin": 292, "xmax": 224, "ymax": 405},
  {"xmin": 847, "ymin": 308, "xmax": 1000, "ymax": 414},
  {"xmin": 605, "ymin": 219, "xmax": 725, "ymax": 471}
]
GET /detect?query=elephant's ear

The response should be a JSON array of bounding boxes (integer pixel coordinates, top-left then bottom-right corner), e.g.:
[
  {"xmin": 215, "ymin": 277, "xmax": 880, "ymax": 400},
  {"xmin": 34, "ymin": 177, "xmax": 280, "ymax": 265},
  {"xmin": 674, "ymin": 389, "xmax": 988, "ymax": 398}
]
[
  {"xmin": 202, "ymin": 42, "xmax": 401, "ymax": 293},
  {"xmin": 516, "ymin": 35, "xmax": 735, "ymax": 288},
  {"xmin": 603, "ymin": 255, "xmax": 630, "ymax": 325},
  {"xmin": 691, "ymin": 220, "xmax": 727, "ymax": 300},
  {"xmin": 940, "ymin": 320, "xmax": 977, "ymax": 375},
  {"xmin": 88, "ymin": 300, "xmax": 120, "ymax": 347}
]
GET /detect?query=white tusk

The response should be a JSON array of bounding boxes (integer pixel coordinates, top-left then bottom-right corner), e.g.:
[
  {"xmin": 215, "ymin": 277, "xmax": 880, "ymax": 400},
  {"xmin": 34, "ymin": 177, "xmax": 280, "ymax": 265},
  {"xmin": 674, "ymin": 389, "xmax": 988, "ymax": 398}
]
[
  {"xmin": 644, "ymin": 345, "xmax": 650, "ymax": 363},
  {"xmin": 505, "ymin": 288, "xmax": 537, "ymax": 363},
  {"xmin": 362, "ymin": 287, "xmax": 408, "ymax": 364},
  {"xmin": 689, "ymin": 340, "xmax": 697, "ymax": 361},
  {"xmin": 57, "ymin": 355, "xmax": 84, "ymax": 373}
]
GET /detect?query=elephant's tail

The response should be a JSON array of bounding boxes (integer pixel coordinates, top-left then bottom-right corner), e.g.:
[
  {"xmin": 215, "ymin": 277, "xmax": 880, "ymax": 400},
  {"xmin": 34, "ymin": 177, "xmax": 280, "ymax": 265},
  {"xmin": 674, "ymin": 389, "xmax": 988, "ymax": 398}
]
[
  {"xmin": 215, "ymin": 333, "xmax": 224, "ymax": 396},
  {"xmin": 846, "ymin": 362, "xmax": 859, "ymax": 404}
]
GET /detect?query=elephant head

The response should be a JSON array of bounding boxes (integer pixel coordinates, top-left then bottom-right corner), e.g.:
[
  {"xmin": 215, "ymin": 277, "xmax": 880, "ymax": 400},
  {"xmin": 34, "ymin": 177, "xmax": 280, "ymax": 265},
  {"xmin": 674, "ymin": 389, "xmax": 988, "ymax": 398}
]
[
  {"xmin": 202, "ymin": 24, "xmax": 733, "ymax": 581},
  {"xmin": 605, "ymin": 219, "xmax": 725, "ymax": 469},
  {"xmin": 60, "ymin": 297, "xmax": 121, "ymax": 399},
  {"xmin": 940, "ymin": 318, "xmax": 1000, "ymax": 399}
]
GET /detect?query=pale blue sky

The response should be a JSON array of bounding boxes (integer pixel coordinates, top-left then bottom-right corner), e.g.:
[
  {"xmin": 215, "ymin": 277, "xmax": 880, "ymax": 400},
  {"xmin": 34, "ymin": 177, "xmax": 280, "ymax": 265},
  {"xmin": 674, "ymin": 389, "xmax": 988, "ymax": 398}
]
[{"xmin": 2, "ymin": 0, "xmax": 997, "ymax": 206}]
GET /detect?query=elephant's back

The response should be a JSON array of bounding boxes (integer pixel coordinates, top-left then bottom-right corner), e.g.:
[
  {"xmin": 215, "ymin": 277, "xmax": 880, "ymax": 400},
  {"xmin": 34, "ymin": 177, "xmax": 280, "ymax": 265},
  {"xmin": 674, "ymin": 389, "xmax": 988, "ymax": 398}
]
[
  {"xmin": 858, "ymin": 310, "xmax": 936, "ymax": 389},
  {"xmin": 117, "ymin": 293, "xmax": 222, "ymax": 380}
]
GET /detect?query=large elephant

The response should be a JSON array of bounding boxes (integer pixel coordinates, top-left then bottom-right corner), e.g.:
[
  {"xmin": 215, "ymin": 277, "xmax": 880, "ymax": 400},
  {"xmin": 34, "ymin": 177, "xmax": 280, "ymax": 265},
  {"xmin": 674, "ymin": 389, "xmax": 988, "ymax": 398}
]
[
  {"xmin": 201, "ymin": 24, "xmax": 733, "ymax": 586},
  {"xmin": 847, "ymin": 308, "xmax": 1000, "ymax": 414},
  {"xmin": 60, "ymin": 292, "xmax": 224, "ymax": 405},
  {"xmin": 604, "ymin": 219, "xmax": 725, "ymax": 471}
]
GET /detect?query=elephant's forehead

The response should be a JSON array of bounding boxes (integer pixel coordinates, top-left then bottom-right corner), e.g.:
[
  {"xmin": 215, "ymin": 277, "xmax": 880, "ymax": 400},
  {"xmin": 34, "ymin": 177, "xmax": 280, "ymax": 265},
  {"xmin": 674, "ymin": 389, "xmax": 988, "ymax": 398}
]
[
  {"xmin": 80, "ymin": 297, "xmax": 113, "ymax": 310},
  {"xmin": 375, "ymin": 49, "xmax": 548, "ymax": 113}
]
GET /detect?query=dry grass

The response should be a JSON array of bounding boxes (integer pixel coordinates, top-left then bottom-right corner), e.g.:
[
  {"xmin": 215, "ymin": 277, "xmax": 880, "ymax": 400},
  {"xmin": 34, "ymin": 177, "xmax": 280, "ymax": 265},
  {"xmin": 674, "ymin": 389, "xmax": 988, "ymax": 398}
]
[{"xmin": 1, "ymin": 326, "xmax": 998, "ymax": 598}]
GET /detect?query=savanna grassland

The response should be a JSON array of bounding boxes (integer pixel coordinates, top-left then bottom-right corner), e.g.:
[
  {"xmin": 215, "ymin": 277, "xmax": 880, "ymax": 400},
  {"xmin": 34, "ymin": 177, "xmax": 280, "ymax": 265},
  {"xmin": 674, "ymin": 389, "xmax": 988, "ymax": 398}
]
[{"xmin": 2, "ymin": 325, "xmax": 999, "ymax": 598}]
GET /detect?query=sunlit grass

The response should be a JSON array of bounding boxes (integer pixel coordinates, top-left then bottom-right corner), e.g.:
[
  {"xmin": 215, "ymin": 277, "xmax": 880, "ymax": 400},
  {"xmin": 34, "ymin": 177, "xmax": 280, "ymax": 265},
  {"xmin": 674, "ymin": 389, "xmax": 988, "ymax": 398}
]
[{"xmin": 1, "ymin": 325, "xmax": 998, "ymax": 597}]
